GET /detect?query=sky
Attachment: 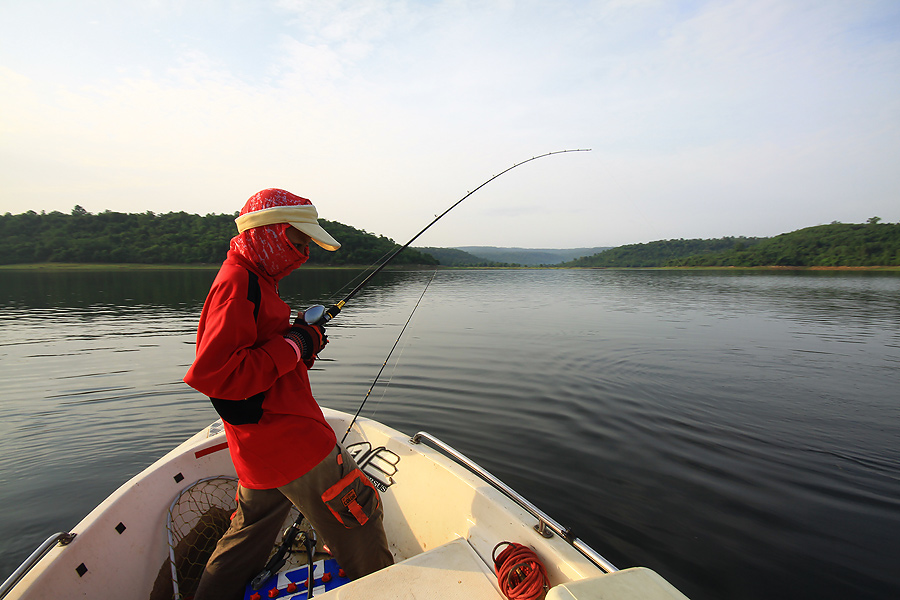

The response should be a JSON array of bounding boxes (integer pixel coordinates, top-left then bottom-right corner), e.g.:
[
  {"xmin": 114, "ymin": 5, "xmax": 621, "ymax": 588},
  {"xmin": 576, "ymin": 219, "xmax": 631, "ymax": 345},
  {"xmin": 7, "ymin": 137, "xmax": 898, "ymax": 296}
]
[{"xmin": 1, "ymin": 1, "xmax": 898, "ymax": 248}]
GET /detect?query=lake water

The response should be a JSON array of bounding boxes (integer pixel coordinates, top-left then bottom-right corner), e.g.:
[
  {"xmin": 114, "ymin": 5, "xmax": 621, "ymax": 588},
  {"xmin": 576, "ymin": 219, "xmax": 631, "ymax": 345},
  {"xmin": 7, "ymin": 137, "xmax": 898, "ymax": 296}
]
[{"xmin": 1, "ymin": 267, "xmax": 899, "ymax": 599}]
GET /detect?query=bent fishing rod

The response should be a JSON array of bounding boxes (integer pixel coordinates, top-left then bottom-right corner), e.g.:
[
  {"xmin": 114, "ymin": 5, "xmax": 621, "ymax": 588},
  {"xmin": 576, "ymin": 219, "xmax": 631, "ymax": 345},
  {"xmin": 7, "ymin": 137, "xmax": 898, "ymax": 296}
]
[{"xmin": 302, "ymin": 148, "xmax": 591, "ymax": 325}]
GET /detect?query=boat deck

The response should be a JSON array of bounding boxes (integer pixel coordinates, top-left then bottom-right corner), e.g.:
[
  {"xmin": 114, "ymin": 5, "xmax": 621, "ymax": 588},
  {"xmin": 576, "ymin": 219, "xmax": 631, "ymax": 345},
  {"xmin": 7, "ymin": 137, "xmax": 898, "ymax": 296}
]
[
  {"xmin": 315, "ymin": 537, "xmax": 503, "ymax": 599},
  {"xmin": 306, "ymin": 536, "xmax": 688, "ymax": 600}
]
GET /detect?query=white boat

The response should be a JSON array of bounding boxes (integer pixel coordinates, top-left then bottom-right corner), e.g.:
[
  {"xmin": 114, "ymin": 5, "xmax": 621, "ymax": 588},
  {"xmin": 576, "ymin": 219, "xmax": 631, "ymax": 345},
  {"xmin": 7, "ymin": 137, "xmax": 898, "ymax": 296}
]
[{"xmin": 1, "ymin": 408, "xmax": 690, "ymax": 600}]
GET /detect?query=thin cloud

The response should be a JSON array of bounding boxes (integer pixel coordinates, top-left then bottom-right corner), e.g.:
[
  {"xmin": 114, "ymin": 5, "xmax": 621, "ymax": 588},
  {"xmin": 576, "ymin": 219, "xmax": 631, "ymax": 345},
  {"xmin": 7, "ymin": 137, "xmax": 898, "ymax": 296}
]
[{"xmin": 1, "ymin": 1, "xmax": 898, "ymax": 247}]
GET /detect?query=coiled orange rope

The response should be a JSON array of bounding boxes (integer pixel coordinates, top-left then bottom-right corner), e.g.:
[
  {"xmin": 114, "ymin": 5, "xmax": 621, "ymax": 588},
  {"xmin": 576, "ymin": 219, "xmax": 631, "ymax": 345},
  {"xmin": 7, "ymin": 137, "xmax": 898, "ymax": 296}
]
[{"xmin": 492, "ymin": 542, "xmax": 550, "ymax": 600}]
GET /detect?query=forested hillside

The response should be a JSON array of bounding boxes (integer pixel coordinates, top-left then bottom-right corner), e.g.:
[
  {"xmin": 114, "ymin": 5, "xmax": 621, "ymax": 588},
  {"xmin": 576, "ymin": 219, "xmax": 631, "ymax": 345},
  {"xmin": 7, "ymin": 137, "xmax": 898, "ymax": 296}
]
[
  {"xmin": 4, "ymin": 210, "xmax": 897, "ymax": 268},
  {"xmin": 0, "ymin": 207, "xmax": 438, "ymax": 266},
  {"xmin": 562, "ymin": 220, "xmax": 900, "ymax": 268},
  {"xmin": 670, "ymin": 222, "xmax": 900, "ymax": 267},
  {"xmin": 563, "ymin": 237, "xmax": 765, "ymax": 267}
]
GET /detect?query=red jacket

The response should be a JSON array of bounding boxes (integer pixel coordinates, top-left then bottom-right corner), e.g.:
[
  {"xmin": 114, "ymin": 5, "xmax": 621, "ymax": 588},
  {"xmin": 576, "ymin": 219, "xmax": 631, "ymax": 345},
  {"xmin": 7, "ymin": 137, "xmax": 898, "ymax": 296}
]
[{"xmin": 184, "ymin": 250, "xmax": 336, "ymax": 489}]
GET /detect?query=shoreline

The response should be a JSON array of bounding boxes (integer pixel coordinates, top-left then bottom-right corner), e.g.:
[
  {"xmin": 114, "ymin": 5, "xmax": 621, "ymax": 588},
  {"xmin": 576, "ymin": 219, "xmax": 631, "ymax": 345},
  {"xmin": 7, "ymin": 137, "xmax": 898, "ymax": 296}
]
[
  {"xmin": 1, "ymin": 263, "xmax": 899, "ymax": 272},
  {"xmin": 0, "ymin": 263, "xmax": 435, "ymax": 271}
]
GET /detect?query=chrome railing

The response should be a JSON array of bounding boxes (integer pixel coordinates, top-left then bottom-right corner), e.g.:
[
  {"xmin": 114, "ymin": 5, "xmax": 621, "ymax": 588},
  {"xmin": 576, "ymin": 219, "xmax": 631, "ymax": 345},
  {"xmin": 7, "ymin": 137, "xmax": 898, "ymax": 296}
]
[
  {"xmin": 409, "ymin": 431, "xmax": 618, "ymax": 573},
  {"xmin": 0, "ymin": 532, "xmax": 76, "ymax": 598}
]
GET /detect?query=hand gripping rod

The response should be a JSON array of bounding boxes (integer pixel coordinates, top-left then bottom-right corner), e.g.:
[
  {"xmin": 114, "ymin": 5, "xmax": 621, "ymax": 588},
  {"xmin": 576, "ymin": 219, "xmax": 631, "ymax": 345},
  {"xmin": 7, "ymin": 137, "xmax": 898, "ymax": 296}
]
[{"xmin": 303, "ymin": 148, "xmax": 590, "ymax": 325}]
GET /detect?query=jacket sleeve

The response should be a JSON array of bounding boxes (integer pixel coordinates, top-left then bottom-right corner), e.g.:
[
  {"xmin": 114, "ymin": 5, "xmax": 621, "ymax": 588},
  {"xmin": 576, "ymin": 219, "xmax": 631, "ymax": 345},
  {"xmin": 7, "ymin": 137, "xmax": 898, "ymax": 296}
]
[{"xmin": 184, "ymin": 277, "xmax": 298, "ymax": 400}]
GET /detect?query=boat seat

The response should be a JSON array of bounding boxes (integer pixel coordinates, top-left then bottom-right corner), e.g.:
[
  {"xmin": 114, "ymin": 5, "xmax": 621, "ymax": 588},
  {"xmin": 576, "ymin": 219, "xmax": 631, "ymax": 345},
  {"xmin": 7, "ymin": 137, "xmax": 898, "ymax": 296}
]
[{"xmin": 314, "ymin": 537, "xmax": 504, "ymax": 599}]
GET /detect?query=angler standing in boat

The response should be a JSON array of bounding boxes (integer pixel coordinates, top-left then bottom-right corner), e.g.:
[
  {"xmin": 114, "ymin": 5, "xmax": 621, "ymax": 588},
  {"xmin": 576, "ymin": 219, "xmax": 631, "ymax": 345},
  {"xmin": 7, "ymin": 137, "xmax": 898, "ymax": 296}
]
[{"xmin": 183, "ymin": 189, "xmax": 393, "ymax": 600}]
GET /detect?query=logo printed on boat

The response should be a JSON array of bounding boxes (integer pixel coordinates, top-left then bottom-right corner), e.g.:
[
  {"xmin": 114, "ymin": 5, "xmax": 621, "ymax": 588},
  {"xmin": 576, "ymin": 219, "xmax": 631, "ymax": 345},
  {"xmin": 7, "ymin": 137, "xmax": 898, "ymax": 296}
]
[{"xmin": 346, "ymin": 443, "xmax": 400, "ymax": 493}]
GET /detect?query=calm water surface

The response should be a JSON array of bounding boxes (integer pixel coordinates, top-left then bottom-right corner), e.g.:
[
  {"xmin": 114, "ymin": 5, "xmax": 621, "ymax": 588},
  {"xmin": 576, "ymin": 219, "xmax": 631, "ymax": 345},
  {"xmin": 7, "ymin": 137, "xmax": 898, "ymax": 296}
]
[{"xmin": 1, "ymin": 268, "xmax": 898, "ymax": 599}]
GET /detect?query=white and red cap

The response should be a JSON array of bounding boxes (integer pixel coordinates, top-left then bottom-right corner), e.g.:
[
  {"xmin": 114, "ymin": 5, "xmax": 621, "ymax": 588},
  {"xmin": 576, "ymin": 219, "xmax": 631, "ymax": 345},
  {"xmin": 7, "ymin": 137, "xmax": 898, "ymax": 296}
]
[
  {"xmin": 235, "ymin": 189, "xmax": 340, "ymax": 251},
  {"xmin": 230, "ymin": 189, "xmax": 340, "ymax": 280}
]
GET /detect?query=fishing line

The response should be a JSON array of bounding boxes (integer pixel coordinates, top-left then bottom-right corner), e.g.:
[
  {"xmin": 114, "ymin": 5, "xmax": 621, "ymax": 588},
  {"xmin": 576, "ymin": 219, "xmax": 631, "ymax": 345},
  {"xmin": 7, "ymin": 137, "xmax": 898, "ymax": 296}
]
[
  {"xmin": 340, "ymin": 270, "xmax": 437, "ymax": 444},
  {"xmin": 303, "ymin": 148, "xmax": 591, "ymax": 326},
  {"xmin": 363, "ymin": 314, "xmax": 417, "ymax": 423}
]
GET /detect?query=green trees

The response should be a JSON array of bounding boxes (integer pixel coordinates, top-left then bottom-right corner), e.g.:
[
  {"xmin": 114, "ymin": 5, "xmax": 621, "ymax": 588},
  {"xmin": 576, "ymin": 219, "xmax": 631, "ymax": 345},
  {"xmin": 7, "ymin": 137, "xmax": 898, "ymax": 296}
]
[
  {"xmin": 561, "ymin": 221, "xmax": 900, "ymax": 268},
  {"xmin": 3, "ymin": 211, "xmax": 897, "ymax": 268},
  {"xmin": 563, "ymin": 237, "xmax": 765, "ymax": 267},
  {"xmin": 0, "ymin": 209, "xmax": 438, "ymax": 266},
  {"xmin": 669, "ymin": 223, "xmax": 900, "ymax": 267}
]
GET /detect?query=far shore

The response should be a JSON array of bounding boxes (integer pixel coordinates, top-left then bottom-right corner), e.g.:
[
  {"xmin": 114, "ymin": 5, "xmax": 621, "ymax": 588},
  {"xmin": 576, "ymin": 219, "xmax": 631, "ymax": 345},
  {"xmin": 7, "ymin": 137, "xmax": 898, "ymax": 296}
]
[
  {"xmin": 661, "ymin": 265, "xmax": 899, "ymax": 271},
  {"xmin": 2, "ymin": 262, "xmax": 899, "ymax": 272},
  {"xmin": 0, "ymin": 262, "xmax": 425, "ymax": 271}
]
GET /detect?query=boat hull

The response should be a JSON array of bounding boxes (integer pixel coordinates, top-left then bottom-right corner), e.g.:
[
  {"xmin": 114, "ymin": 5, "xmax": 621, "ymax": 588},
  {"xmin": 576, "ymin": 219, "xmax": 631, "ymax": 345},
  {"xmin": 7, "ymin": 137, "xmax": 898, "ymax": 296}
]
[{"xmin": 5, "ymin": 409, "xmax": 688, "ymax": 600}]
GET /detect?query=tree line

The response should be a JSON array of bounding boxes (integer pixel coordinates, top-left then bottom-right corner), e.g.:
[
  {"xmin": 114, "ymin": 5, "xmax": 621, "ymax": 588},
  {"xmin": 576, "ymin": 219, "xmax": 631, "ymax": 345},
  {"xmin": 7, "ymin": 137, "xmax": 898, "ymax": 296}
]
[
  {"xmin": 563, "ymin": 237, "xmax": 766, "ymax": 267},
  {"xmin": 671, "ymin": 221, "xmax": 900, "ymax": 267},
  {"xmin": 562, "ymin": 220, "xmax": 900, "ymax": 268},
  {"xmin": 4, "ymin": 210, "xmax": 897, "ymax": 268},
  {"xmin": 0, "ymin": 207, "xmax": 438, "ymax": 266}
]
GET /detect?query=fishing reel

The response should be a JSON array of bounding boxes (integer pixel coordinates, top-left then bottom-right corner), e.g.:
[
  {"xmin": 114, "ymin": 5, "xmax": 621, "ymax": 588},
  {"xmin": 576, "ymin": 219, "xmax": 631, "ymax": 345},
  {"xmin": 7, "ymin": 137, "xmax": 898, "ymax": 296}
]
[{"xmin": 302, "ymin": 303, "xmax": 343, "ymax": 326}]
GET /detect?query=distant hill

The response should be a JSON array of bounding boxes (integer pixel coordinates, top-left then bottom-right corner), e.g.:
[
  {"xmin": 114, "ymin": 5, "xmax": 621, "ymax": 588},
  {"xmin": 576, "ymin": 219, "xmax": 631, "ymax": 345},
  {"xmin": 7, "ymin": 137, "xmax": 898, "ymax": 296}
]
[
  {"xmin": 562, "ymin": 237, "xmax": 765, "ymax": 267},
  {"xmin": 415, "ymin": 247, "xmax": 510, "ymax": 267},
  {"xmin": 562, "ymin": 220, "xmax": 900, "ymax": 268},
  {"xmin": 456, "ymin": 246, "xmax": 611, "ymax": 266},
  {"xmin": 670, "ymin": 221, "xmax": 900, "ymax": 267}
]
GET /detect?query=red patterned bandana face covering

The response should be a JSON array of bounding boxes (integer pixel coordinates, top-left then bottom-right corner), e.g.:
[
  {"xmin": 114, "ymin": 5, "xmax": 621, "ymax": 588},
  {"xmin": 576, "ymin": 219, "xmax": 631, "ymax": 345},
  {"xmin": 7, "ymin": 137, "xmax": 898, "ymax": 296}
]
[{"xmin": 230, "ymin": 190, "xmax": 313, "ymax": 280}]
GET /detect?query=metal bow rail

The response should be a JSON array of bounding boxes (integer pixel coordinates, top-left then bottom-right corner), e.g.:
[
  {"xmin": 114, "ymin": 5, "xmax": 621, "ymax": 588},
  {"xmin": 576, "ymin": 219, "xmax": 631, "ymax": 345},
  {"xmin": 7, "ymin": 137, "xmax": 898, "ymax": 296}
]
[{"xmin": 0, "ymin": 532, "xmax": 77, "ymax": 598}]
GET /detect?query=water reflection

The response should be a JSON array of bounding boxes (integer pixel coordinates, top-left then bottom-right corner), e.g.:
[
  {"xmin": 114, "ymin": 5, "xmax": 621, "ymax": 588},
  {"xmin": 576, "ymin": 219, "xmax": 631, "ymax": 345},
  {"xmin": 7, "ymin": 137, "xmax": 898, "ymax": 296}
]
[{"xmin": 0, "ymin": 268, "xmax": 898, "ymax": 600}]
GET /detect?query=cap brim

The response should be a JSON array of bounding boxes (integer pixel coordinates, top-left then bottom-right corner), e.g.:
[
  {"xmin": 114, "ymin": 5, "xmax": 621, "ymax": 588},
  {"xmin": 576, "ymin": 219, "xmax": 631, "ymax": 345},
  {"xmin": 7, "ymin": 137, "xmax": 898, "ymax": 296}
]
[{"xmin": 289, "ymin": 222, "xmax": 341, "ymax": 251}]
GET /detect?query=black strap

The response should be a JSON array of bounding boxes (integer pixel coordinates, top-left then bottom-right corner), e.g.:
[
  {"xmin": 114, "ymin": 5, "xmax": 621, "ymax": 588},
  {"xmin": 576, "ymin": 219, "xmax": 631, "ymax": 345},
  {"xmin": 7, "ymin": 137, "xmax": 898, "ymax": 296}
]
[
  {"xmin": 208, "ymin": 268, "xmax": 265, "ymax": 426},
  {"xmin": 246, "ymin": 269, "xmax": 261, "ymax": 322}
]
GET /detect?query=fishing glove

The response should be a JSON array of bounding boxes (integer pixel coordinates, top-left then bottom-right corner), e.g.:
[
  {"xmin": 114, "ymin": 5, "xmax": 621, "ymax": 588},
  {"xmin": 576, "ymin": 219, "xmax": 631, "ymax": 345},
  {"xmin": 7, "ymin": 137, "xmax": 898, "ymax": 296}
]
[{"xmin": 285, "ymin": 320, "xmax": 328, "ymax": 360}]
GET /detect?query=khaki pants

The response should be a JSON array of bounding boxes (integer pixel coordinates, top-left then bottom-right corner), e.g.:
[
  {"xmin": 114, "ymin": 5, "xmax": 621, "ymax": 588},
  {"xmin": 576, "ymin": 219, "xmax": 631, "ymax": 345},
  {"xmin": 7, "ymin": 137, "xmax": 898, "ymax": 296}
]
[{"xmin": 194, "ymin": 444, "xmax": 393, "ymax": 600}]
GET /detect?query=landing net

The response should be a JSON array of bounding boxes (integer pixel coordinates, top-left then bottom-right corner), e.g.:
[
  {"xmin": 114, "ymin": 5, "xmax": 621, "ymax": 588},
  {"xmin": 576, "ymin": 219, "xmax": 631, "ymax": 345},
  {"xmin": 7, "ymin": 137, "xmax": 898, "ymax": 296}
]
[{"xmin": 165, "ymin": 476, "xmax": 239, "ymax": 600}]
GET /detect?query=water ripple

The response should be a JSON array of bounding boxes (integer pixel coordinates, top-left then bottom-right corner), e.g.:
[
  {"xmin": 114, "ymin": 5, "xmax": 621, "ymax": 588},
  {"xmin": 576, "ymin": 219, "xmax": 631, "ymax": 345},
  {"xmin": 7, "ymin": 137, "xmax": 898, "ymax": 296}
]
[{"xmin": 2, "ymin": 269, "xmax": 899, "ymax": 599}]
